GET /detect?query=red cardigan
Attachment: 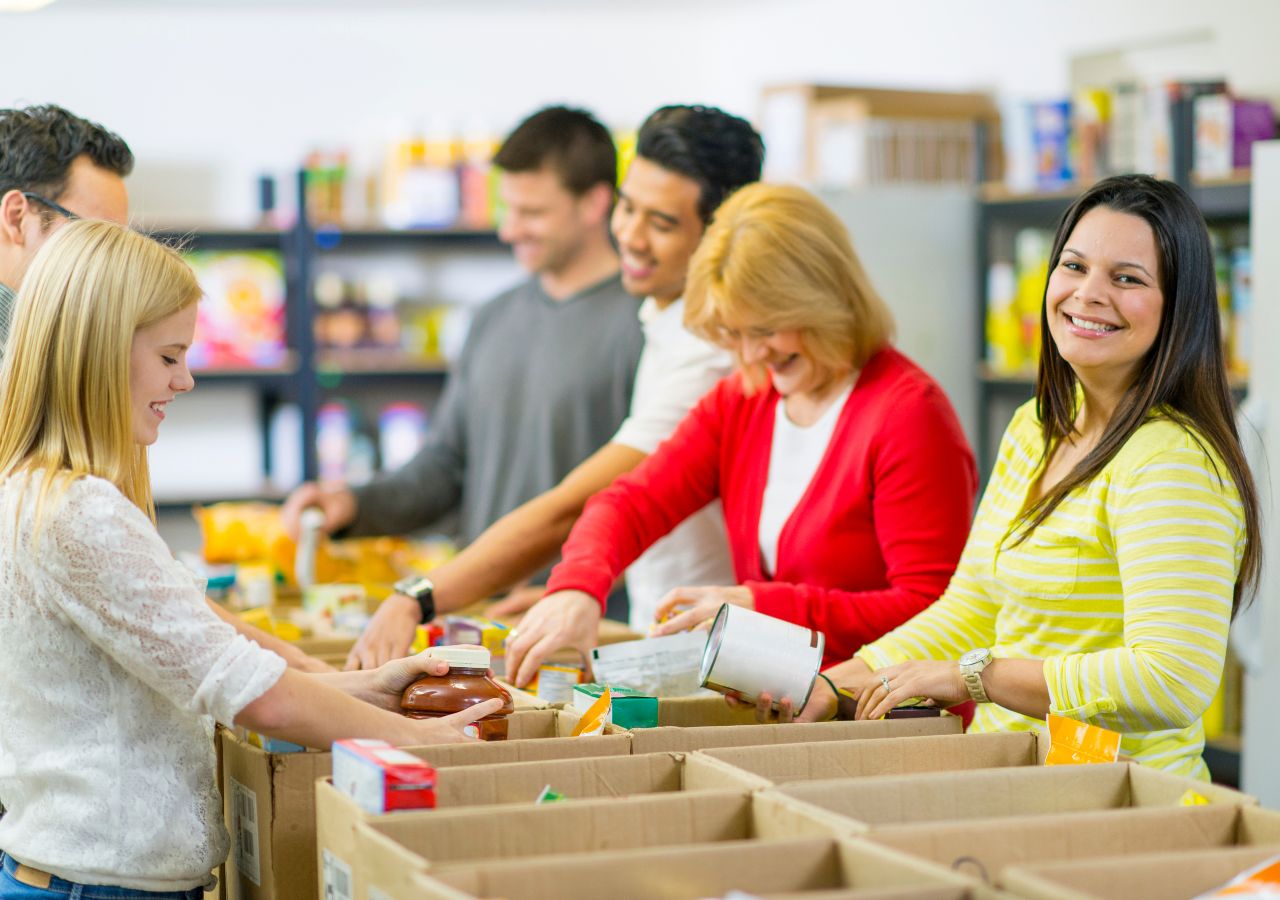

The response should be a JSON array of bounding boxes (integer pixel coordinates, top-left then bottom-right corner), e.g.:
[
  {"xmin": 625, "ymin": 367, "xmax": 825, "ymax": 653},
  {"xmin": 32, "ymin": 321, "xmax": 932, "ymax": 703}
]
[{"xmin": 545, "ymin": 346, "xmax": 978, "ymax": 665}]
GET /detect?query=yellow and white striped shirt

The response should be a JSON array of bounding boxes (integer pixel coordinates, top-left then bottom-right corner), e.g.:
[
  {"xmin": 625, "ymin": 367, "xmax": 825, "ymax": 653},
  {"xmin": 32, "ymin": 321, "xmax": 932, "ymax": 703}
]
[{"xmin": 859, "ymin": 399, "xmax": 1246, "ymax": 780}]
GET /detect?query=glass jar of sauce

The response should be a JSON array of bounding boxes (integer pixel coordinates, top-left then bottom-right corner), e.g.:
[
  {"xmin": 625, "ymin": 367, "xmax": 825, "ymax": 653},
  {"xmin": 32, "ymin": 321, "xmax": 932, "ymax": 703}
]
[{"xmin": 400, "ymin": 645, "xmax": 515, "ymax": 740}]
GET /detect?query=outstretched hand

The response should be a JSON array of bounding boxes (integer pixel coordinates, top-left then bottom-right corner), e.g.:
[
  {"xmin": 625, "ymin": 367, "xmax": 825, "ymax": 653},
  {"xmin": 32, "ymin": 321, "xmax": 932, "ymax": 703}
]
[{"xmin": 649, "ymin": 585, "xmax": 753, "ymax": 636}]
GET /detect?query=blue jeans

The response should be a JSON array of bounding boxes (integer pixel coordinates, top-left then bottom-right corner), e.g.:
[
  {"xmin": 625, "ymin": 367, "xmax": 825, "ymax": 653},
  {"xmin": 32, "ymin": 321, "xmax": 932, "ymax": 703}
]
[{"xmin": 0, "ymin": 853, "xmax": 205, "ymax": 900}]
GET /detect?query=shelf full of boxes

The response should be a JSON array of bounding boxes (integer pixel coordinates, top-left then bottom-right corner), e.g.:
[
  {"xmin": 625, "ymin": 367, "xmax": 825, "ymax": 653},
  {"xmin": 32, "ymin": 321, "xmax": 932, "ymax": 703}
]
[{"xmin": 144, "ymin": 133, "xmax": 523, "ymax": 512}]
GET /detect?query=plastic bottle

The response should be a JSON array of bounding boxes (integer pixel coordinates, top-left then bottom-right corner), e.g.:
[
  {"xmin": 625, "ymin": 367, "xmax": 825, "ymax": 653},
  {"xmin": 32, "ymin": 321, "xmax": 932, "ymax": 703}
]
[{"xmin": 400, "ymin": 646, "xmax": 514, "ymax": 740}]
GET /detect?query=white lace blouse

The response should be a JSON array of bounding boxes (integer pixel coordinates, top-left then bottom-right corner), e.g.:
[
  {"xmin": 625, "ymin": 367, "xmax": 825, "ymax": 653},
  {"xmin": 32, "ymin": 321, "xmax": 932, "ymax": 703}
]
[{"xmin": 0, "ymin": 472, "xmax": 286, "ymax": 890}]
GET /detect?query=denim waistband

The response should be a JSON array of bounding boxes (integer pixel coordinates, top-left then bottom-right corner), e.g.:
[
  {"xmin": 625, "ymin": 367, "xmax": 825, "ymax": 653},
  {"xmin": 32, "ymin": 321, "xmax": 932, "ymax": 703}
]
[{"xmin": 1, "ymin": 852, "xmax": 206, "ymax": 900}]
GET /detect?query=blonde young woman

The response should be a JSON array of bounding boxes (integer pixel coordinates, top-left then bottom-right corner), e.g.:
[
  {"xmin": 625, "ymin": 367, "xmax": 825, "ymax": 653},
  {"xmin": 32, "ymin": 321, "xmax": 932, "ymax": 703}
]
[
  {"xmin": 0, "ymin": 221, "xmax": 500, "ymax": 898},
  {"xmin": 507, "ymin": 183, "xmax": 977, "ymax": 690},
  {"xmin": 806, "ymin": 175, "xmax": 1260, "ymax": 780}
]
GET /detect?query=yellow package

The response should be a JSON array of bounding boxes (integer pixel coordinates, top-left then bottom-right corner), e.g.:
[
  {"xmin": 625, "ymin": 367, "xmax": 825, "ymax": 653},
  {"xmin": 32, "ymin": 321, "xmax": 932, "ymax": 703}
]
[
  {"xmin": 195, "ymin": 502, "xmax": 294, "ymax": 574},
  {"xmin": 571, "ymin": 686, "xmax": 611, "ymax": 737},
  {"xmin": 1044, "ymin": 713, "xmax": 1121, "ymax": 766}
]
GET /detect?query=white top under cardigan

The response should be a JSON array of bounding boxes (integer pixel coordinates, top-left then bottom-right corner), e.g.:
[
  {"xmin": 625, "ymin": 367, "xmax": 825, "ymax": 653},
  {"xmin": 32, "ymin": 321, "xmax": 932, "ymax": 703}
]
[
  {"xmin": 612, "ymin": 297, "xmax": 737, "ymax": 629},
  {"xmin": 0, "ymin": 472, "xmax": 286, "ymax": 891},
  {"xmin": 758, "ymin": 383, "xmax": 853, "ymax": 576}
]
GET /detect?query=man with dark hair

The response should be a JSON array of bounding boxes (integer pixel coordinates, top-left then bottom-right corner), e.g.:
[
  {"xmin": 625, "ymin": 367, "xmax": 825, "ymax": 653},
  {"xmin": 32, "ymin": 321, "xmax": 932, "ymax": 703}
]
[
  {"xmin": 282, "ymin": 107, "xmax": 642, "ymax": 578},
  {"xmin": 347, "ymin": 104, "xmax": 764, "ymax": 677},
  {"xmin": 0, "ymin": 104, "xmax": 133, "ymax": 355}
]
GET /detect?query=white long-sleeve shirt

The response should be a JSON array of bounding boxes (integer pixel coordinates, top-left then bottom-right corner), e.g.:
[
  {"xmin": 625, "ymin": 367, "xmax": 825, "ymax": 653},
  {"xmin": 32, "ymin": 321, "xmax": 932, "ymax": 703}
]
[
  {"xmin": 611, "ymin": 297, "xmax": 736, "ymax": 629},
  {"xmin": 0, "ymin": 471, "xmax": 285, "ymax": 890}
]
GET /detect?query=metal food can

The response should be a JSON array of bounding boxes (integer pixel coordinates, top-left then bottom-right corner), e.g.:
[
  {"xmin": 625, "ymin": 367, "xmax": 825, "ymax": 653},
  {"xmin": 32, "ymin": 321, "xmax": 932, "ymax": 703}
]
[{"xmin": 698, "ymin": 604, "xmax": 825, "ymax": 709}]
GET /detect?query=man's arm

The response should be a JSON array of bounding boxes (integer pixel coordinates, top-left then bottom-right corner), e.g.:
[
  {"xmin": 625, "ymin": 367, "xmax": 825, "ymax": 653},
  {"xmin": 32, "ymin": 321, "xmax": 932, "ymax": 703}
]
[
  {"xmin": 341, "ymin": 375, "xmax": 468, "ymax": 537},
  {"xmin": 344, "ymin": 441, "xmax": 647, "ymax": 669},
  {"xmin": 434, "ymin": 442, "xmax": 648, "ymax": 610}
]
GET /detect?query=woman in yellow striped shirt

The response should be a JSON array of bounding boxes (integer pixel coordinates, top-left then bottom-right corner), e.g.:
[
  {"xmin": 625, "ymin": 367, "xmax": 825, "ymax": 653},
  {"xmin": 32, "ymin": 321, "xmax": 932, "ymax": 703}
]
[{"xmin": 803, "ymin": 174, "xmax": 1260, "ymax": 779}]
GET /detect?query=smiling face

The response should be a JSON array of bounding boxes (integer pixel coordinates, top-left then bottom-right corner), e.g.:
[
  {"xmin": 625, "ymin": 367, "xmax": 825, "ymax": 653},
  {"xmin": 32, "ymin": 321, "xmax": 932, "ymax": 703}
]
[
  {"xmin": 611, "ymin": 156, "xmax": 706, "ymax": 305},
  {"xmin": 129, "ymin": 303, "xmax": 197, "ymax": 445},
  {"xmin": 496, "ymin": 167, "xmax": 598, "ymax": 276},
  {"xmin": 1045, "ymin": 206, "xmax": 1165, "ymax": 392},
  {"xmin": 720, "ymin": 320, "xmax": 823, "ymax": 398}
]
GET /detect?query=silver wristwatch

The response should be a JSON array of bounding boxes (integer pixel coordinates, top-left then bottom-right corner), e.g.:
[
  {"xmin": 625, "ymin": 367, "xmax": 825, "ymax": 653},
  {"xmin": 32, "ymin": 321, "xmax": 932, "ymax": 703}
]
[{"xmin": 958, "ymin": 648, "xmax": 992, "ymax": 703}]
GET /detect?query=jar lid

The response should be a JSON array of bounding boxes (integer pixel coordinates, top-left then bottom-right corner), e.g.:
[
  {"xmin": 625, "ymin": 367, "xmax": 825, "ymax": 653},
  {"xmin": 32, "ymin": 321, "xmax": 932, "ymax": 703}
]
[{"xmin": 430, "ymin": 645, "xmax": 491, "ymax": 669}]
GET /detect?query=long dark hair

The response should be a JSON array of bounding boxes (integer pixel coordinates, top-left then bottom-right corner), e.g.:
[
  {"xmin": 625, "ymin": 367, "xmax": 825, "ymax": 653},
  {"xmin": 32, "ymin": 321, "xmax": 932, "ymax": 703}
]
[{"xmin": 1019, "ymin": 174, "xmax": 1259, "ymax": 616}]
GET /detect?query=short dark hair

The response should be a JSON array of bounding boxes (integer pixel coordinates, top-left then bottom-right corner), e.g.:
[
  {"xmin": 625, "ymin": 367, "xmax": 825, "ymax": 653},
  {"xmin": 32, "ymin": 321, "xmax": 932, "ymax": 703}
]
[
  {"xmin": 0, "ymin": 104, "xmax": 134, "ymax": 203},
  {"xmin": 492, "ymin": 105, "xmax": 616, "ymax": 196},
  {"xmin": 635, "ymin": 105, "xmax": 764, "ymax": 223}
]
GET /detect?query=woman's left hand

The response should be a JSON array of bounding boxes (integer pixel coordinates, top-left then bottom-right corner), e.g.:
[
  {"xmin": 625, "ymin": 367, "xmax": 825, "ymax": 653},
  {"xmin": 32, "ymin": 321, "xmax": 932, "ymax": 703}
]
[
  {"xmin": 854, "ymin": 659, "xmax": 968, "ymax": 721},
  {"xmin": 334, "ymin": 648, "xmax": 466, "ymax": 713},
  {"xmin": 649, "ymin": 585, "xmax": 754, "ymax": 636}
]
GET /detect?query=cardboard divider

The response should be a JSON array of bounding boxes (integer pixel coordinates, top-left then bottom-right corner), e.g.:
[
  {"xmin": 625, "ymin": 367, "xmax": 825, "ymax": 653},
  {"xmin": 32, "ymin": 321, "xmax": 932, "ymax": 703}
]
[
  {"xmin": 691, "ymin": 731, "xmax": 1041, "ymax": 790},
  {"xmin": 754, "ymin": 760, "xmax": 1254, "ymax": 837},
  {"xmin": 317, "ymin": 751, "xmax": 768, "ymax": 900},
  {"xmin": 627, "ymin": 709, "xmax": 961, "ymax": 754},
  {"xmin": 866, "ymin": 804, "xmax": 1280, "ymax": 891},
  {"xmin": 407, "ymin": 837, "xmax": 978, "ymax": 900},
  {"xmin": 220, "ymin": 707, "xmax": 626, "ymax": 900},
  {"xmin": 1002, "ymin": 844, "xmax": 1280, "ymax": 900},
  {"xmin": 290, "ymin": 634, "xmax": 358, "ymax": 668},
  {"xmin": 651, "ymin": 692, "xmax": 764, "ymax": 727},
  {"xmin": 352, "ymin": 790, "xmax": 756, "ymax": 900}
]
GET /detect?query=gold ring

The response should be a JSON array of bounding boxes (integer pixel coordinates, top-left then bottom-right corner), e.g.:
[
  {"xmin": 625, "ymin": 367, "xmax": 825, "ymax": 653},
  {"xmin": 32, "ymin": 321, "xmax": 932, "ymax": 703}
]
[{"xmin": 880, "ymin": 675, "xmax": 891, "ymax": 691}]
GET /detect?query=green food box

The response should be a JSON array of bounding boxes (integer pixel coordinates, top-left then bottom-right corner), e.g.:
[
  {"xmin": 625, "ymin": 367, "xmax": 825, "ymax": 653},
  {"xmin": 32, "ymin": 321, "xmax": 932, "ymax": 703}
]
[{"xmin": 572, "ymin": 683, "xmax": 659, "ymax": 729}]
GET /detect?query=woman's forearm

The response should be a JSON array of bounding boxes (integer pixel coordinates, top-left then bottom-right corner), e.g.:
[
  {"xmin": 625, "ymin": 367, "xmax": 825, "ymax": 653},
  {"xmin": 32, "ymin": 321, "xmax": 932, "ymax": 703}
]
[{"xmin": 980, "ymin": 657, "xmax": 1051, "ymax": 719}]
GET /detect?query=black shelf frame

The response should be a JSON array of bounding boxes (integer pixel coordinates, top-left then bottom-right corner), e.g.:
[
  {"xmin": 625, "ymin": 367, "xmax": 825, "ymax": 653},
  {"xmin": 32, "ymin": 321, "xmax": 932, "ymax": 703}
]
[{"xmin": 146, "ymin": 171, "xmax": 505, "ymax": 504}]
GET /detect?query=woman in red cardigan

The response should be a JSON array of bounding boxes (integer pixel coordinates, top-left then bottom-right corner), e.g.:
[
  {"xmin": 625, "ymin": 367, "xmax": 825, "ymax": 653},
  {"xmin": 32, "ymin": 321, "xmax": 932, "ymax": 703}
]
[{"xmin": 504, "ymin": 183, "xmax": 978, "ymax": 689}]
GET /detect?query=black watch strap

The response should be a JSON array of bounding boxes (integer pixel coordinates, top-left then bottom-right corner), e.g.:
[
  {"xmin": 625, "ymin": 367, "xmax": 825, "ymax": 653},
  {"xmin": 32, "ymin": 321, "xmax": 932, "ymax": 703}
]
[{"xmin": 395, "ymin": 577, "xmax": 435, "ymax": 624}]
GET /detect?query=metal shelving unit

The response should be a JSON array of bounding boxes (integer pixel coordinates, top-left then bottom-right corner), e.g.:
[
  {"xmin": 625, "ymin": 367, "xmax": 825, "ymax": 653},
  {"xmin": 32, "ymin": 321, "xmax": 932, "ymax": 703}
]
[{"xmin": 144, "ymin": 173, "xmax": 507, "ymax": 503}]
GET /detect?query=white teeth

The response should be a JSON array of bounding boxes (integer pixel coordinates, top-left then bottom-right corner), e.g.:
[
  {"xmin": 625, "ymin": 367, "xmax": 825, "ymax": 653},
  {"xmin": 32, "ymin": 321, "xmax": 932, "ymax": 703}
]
[{"xmin": 1070, "ymin": 315, "xmax": 1117, "ymax": 333}]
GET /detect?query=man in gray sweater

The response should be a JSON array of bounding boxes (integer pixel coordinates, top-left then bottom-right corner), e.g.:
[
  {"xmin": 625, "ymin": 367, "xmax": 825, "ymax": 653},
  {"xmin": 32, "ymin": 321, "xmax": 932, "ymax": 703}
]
[{"xmin": 282, "ymin": 107, "xmax": 643, "ymax": 562}]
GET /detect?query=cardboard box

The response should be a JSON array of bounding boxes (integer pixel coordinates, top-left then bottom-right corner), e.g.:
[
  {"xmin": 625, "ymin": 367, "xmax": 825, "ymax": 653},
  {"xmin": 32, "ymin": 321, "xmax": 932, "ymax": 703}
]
[
  {"xmin": 757, "ymin": 761, "xmax": 1254, "ymax": 838},
  {"xmin": 627, "ymin": 707, "xmax": 961, "ymax": 754},
  {"xmin": 316, "ymin": 751, "xmax": 768, "ymax": 900},
  {"xmin": 354, "ymin": 790, "xmax": 823, "ymax": 900},
  {"xmin": 682, "ymin": 729, "xmax": 1030, "ymax": 793},
  {"xmin": 1003, "ymin": 845, "xmax": 1280, "ymax": 900},
  {"xmin": 408, "ymin": 836, "xmax": 978, "ymax": 899},
  {"xmin": 291, "ymin": 633, "xmax": 357, "ymax": 669},
  {"xmin": 867, "ymin": 804, "xmax": 1280, "ymax": 892},
  {"xmin": 759, "ymin": 83, "xmax": 1003, "ymax": 186},
  {"xmin": 220, "ymin": 708, "xmax": 626, "ymax": 900}
]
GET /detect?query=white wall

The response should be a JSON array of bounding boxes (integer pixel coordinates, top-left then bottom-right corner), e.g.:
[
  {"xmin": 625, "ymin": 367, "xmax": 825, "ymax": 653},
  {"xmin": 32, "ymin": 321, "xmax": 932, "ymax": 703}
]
[{"xmin": 4, "ymin": 0, "xmax": 1277, "ymax": 222}]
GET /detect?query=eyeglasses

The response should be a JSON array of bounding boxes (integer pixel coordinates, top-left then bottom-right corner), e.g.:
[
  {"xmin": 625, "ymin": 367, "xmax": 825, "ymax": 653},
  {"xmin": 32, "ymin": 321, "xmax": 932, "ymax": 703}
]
[{"xmin": 21, "ymin": 191, "xmax": 80, "ymax": 221}]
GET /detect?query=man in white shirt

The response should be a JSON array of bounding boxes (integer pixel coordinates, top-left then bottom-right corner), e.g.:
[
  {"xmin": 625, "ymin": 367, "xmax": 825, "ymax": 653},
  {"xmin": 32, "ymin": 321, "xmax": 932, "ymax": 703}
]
[{"xmin": 347, "ymin": 104, "xmax": 764, "ymax": 669}]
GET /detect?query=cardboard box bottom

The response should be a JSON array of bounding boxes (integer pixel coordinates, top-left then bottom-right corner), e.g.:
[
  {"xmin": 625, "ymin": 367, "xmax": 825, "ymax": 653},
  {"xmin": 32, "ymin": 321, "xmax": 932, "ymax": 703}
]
[
  {"xmin": 1002, "ymin": 845, "xmax": 1280, "ymax": 900},
  {"xmin": 411, "ymin": 837, "xmax": 975, "ymax": 900}
]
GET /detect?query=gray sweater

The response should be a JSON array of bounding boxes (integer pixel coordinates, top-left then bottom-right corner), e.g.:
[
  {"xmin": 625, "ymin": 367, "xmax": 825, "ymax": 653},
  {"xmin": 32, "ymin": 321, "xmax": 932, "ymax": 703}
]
[{"xmin": 346, "ymin": 273, "xmax": 642, "ymax": 546}]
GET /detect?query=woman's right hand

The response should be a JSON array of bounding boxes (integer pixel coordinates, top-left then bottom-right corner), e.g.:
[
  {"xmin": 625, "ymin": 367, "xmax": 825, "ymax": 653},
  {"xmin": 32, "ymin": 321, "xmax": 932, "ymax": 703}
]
[{"xmin": 402, "ymin": 697, "xmax": 505, "ymax": 744}]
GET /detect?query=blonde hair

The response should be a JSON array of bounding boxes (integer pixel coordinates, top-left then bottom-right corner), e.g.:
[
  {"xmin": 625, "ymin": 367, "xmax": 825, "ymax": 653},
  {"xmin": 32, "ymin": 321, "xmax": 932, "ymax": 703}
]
[
  {"xmin": 0, "ymin": 219, "xmax": 200, "ymax": 531},
  {"xmin": 684, "ymin": 183, "xmax": 894, "ymax": 393}
]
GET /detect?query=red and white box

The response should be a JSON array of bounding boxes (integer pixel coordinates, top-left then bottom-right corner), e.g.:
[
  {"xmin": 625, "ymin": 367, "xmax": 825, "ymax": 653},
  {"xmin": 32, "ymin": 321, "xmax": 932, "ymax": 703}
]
[{"xmin": 331, "ymin": 739, "xmax": 436, "ymax": 814}]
